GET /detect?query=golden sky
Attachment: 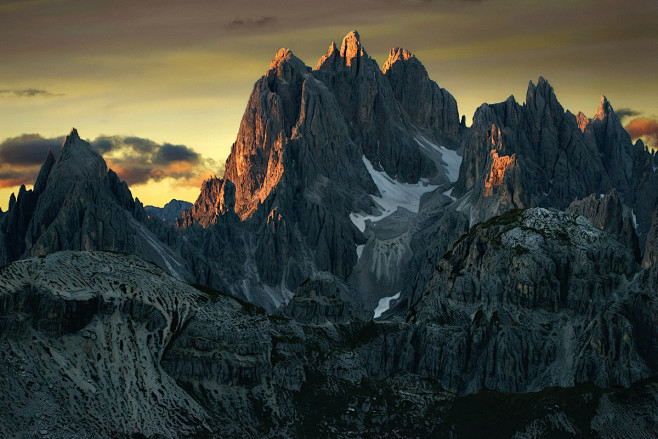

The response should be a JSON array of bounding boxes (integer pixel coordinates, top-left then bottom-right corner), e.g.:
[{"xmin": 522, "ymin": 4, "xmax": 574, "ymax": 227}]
[{"xmin": 1, "ymin": 0, "xmax": 657, "ymax": 210}]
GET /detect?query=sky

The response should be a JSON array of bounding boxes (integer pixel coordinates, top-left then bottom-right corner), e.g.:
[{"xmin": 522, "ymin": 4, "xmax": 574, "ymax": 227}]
[{"xmin": 1, "ymin": 0, "xmax": 657, "ymax": 210}]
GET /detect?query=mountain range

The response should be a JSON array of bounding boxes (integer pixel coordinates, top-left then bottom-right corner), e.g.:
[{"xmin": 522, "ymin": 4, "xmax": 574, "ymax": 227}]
[{"xmin": 1, "ymin": 30, "xmax": 658, "ymax": 438}]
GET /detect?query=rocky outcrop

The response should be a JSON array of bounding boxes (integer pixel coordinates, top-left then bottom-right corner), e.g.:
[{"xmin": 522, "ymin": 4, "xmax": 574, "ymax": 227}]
[
  {"xmin": 567, "ymin": 189, "xmax": 640, "ymax": 261},
  {"xmin": 408, "ymin": 208, "xmax": 651, "ymax": 394},
  {"xmin": 2, "ymin": 242, "xmax": 658, "ymax": 437},
  {"xmin": 280, "ymin": 272, "xmax": 369, "ymax": 324},
  {"xmin": 177, "ymin": 178, "xmax": 238, "ymax": 227},
  {"xmin": 383, "ymin": 47, "xmax": 461, "ymax": 146},
  {"xmin": 454, "ymin": 80, "xmax": 658, "ymax": 255},
  {"xmin": 455, "ymin": 79, "xmax": 610, "ymax": 222},
  {"xmin": 145, "ymin": 199, "xmax": 192, "ymax": 225},
  {"xmin": 176, "ymin": 30, "xmax": 464, "ymax": 311},
  {"xmin": 0, "ymin": 251, "xmax": 207, "ymax": 438},
  {"xmin": 0, "ymin": 129, "xmax": 193, "ymax": 282}
]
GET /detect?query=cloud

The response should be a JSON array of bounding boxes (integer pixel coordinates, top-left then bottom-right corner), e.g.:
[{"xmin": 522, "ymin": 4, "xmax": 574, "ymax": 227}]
[
  {"xmin": 625, "ymin": 117, "xmax": 658, "ymax": 149},
  {"xmin": 0, "ymin": 134, "xmax": 63, "ymax": 165},
  {"xmin": 0, "ymin": 133, "xmax": 221, "ymax": 190},
  {"xmin": 89, "ymin": 135, "xmax": 221, "ymax": 187},
  {"xmin": 229, "ymin": 16, "xmax": 275, "ymax": 28},
  {"xmin": 0, "ymin": 134, "xmax": 63, "ymax": 189},
  {"xmin": 0, "ymin": 88, "xmax": 63, "ymax": 98},
  {"xmin": 616, "ymin": 108, "xmax": 642, "ymax": 120}
]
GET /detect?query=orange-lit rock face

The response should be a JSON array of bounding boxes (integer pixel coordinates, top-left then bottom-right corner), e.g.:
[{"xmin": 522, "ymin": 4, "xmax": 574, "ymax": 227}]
[
  {"xmin": 594, "ymin": 95, "xmax": 612, "ymax": 121},
  {"xmin": 577, "ymin": 112, "xmax": 589, "ymax": 133},
  {"xmin": 382, "ymin": 47, "xmax": 415, "ymax": 74},
  {"xmin": 484, "ymin": 150, "xmax": 515, "ymax": 197},
  {"xmin": 340, "ymin": 30, "xmax": 367, "ymax": 67}
]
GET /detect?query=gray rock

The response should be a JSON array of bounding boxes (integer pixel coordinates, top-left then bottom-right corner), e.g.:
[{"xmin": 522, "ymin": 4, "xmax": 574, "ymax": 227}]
[
  {"xmin": 383, "ymin": 47, "xmax": 461, "ymax": 146},
  {"xmin": 1, "ymin": 248, "xmax": 657, "ymax": 437},
  {"xmin": 454, "ymin": 81, "xmax": 658, "ymax": 256},
  {"xmin": 567, "ymin": 189, "xmax": 640, "ymax": 261},
  {"xmin": 144, "ymin": 199, "xmax": 192, "ymax": 225},
  {"xmin": 0, "ymin": 128, "xmax": 194, "ymax": 283}
]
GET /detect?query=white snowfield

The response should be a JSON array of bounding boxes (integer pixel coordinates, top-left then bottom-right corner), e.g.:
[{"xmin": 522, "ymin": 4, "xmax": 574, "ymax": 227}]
[
  {"xmin": 350, "ymin": 156, "xmax": 439, "ymax": 233},
  {"xmin": 414, "ymin": 135, "xmax": 462, "ymax": 183},
  {"xmin": 373, "ymin": 291, "xmax": 401, "ymax": 319}
]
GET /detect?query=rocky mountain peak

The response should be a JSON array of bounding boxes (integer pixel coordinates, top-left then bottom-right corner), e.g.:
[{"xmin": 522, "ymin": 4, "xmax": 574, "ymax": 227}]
[
  {"xmin": 7, "ymin": 192, "xmax": 16, "ymax": 211},
  {"xmin": 525, "ymin": 76, "xmax": 560, "ymax": 113},
  {"xmin": 340, "ymin": 30, "xmax": 366, "ymax": 65},
  {"xmin": 33, "ymin": 148, "xmax": 56, "ymax": 194},
  {"xmin": 594, "ymin": 95, "xmax": 614, "ymax": 120},
  {"xmin": 67, "ymin": 127, "xmax": 79, "ymax": 141},
  {"xmin": 317, "ymin": 30, "xmax": 369, "ymax": 72},
  {"xmin": 53, "ymin": 129, "xmax": 107, "ymax": 182},
  {"xmin": 577, "ymin": 111, "xmax": 590, "ymax": 132},
  {"xmin": 270, "ymin": 48, "xmax": 300, "ymax": 71},
  {"xmin": 382, "ymin": 47, "xmax": 416, "ymax": 73},
  {"xmin": 382, "ymin": 45, "xmax": 461, "ymax": 145}
]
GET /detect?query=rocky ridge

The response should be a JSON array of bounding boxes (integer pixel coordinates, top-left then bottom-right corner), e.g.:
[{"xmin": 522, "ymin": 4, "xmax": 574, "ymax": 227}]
[
  {"xmin": 145, "ymin": 199, "xmax": 193, "ymax": 225},
  {"xmin": 454, "ymin": 80, "xmax": 658, "ymax": 253},
  {"xmin": 0, "ymin": 129, "xmax": 193, "ymax": 283},
  {"xmin": 2, "ymin": 206, "xmax": 658, "ymax": 437},
  {"xmin": 177, "ymin": 30, "xmax": 464, "ymax": 311}
]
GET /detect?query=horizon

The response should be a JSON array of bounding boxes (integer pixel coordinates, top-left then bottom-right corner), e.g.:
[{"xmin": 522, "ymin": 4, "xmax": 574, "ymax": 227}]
[{"xmin": 1, "ymin": 0, "xmax": 657, "ymax": 210}]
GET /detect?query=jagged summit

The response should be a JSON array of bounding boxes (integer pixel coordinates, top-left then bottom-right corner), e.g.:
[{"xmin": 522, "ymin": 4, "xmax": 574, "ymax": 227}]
[
  {"xmin": 269, "ymin": 48, "xmax": 302, "ymax": 71},
  {"xmin": 316, "ymin": 29, "xmax": 370, "ymax": 73},
  {"xmin": 525, "ymin": 76, "xmax": 561, "ymax": 113},
  {"xmin": 595, "ymin": 95, "xmax": 614, "ymax": 120},
  {"xmin": 339, "ymin": 30, "xmax": 366, "ymax": 64},
  {"xmin": 382, "ymin": 47, "xmax": 416, "ymax": 73}
]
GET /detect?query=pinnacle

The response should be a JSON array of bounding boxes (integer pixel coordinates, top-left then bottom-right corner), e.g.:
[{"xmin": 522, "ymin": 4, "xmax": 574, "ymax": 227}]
[
  {"xmin": 340, "ymin": 29, "xmax": 367, "ymax": 61},
  {"xmin": 382, "ymin": 47, "xmax": 416, "ymax": 73},
  {"xmin": 595, "ymin": 95, "xmax": 614, "ymax": 120}
]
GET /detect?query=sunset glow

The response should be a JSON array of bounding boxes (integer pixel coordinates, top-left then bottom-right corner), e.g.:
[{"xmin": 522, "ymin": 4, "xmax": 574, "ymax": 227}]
[{"xmin": 1, "ymin": 0, "xmax": 656, "ymax": 209}]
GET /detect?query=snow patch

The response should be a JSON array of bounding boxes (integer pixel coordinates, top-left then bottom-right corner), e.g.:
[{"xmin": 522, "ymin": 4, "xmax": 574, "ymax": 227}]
[
  {"xmin": 350, "ymin": 156, "xmax": 439, "ymax": 233},
  {"xmin": 373, "ymin": 291, "xmax": 401, "ymax": 319},
  {"xmin": 632, "ymin": 209, "xmax": 638, "ymax": 230},
  {"xmin": 132, "ymin": 217, "xmax": 183, "ymax": 281},
  {"xmin": 356, "ymin": 244, "xmax": 365, "ymax": 259},
  {"xmin": 443, "ymin": 187, "xmax": 456, "ymax": 201},
  {"xmin": 414, "ymin": 136, "xmax": 462, "ymax": 183}
]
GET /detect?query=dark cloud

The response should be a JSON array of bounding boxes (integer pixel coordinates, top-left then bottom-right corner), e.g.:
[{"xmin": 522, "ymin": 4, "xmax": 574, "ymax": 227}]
[
  {"xmin": 0, "ymin": 88, "xmax": 63, "ymax": 98},
  {"xmin": 625, "ymin": 117, "xmax": 658, "ymax": 149},
  {"xmin": 88, "ymin": 135, "xmax": 220, "ymax": 186},
  {"xmin": 616, "ymin": 108, "xmax": 642, "ymax": 120},
  {"xmin": 0, "ymin": 134, "xmax": 63, "ymax": 165},
  {"xmin": 0, "ymin": 167, "xmax": 38, "ymax": 189},
  {"xmin": 0, "ymin": 134, "xmax": 63, "ymax": 189},
  {"xmin": 153, "ymin": 144, "xmax": 200, "ymax": 165},
  {"xmin": 229, "ymin": 16, "xmax": 275, "ymax": 27},
  {"xmin": 0, "ymin": 133, "xmax": 220, "ymax": 189}
]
